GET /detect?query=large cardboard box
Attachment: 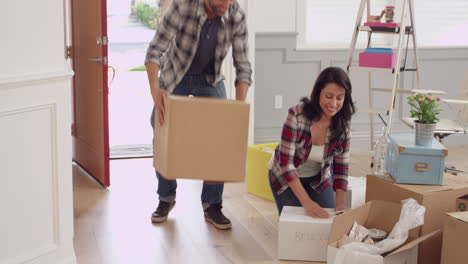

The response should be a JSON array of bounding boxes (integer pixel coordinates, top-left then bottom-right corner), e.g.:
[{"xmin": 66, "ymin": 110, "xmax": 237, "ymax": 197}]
[
  {"xmin": 153, "ymin": 95, "xmax": 250, "ymax": 182},
  {"xmin": 278, "ymin": 206, "xmax": 335, "ymax": 262},
  {"xmin": 386, "ymin": 134, "xmax": 447, "ymax": 185},
  {"xmin": 327, "ymin": 200, "xmax": 438, "ymax": 264},
  {"xmin": 441, "ymin": 211, "xmax": 468, "ymax": 264},
  {"xmin": 246, "ymin": 143, "xmax": 277, "ymax": 201},
  {"xmin": 366, "ymin": 174, "xmax": 468, "ymax": 264}
]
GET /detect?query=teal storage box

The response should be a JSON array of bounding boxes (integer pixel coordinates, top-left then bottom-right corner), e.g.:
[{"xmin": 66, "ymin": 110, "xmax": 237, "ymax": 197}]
[{"xmin": 386, "ymin": 133, "xmax": 447, "ymax": 185}]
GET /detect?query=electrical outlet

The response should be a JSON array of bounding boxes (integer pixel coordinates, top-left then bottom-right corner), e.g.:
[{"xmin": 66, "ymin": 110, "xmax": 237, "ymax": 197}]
[{"xmin": 275, "ymin": 95, "xmax": 283, "ymax": 109}]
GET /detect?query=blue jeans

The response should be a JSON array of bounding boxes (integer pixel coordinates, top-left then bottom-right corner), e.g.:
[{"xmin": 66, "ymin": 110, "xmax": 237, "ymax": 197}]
[
  {"xmin": 150, "ymin": 75, "xmax": 227, "ymax": 209},
  {"xmin": 268, "ymin": 170, "xmax": 335, "ymax": 215}
]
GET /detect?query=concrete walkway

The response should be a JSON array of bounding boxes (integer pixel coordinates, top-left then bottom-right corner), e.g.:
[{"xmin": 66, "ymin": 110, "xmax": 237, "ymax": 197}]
[{"xmin": 107, "ymin": 0, "xmax": 156, "ymax": 156}]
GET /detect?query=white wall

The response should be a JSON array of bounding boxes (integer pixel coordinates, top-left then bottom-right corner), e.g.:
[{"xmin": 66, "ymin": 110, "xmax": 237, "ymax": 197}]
[
  {"xmin": 1, "ymin": 1, "xmax": 69, "ymax": 79},
  {"xmin": 253, "ymin": 0, "xmax": 297, "ymax": 32},
  {"xmin": 0, "ymin": 0, "xmax": 76, "ymax": 263}
]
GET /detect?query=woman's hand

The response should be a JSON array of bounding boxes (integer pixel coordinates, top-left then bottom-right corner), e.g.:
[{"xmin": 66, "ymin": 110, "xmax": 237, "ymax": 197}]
[
  {"xmin": 335, "ymin": 205, "xmax": 346, "ymax": 215},
  {"xmin": 303, "ymin": 199, "xmax": 330, "ymax": 218}
]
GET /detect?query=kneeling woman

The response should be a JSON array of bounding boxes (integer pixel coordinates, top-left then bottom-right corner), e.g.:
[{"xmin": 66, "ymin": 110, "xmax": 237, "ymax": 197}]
[{"xmin": 269, "ymin": 67, "xmax": 356, "ymax": 218}]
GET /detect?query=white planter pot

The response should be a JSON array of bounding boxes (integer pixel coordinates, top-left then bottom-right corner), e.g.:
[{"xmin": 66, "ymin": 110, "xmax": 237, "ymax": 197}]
[{"xmin": 414, "ymin": 121, "xmax": 436, "ymax": 146}]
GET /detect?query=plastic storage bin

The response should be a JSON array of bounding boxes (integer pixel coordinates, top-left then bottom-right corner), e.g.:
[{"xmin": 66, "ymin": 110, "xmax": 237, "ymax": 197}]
[
  {"xmin": 359, "ymin": 48, "xmax": 396, "ymax": 68},
  {"xmin": 246, "ymin": 143, "xmax": 278, "ymax": 200}
]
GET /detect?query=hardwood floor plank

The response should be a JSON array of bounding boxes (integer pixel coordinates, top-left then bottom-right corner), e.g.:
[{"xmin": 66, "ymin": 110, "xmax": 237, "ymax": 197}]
[{"xmin": 73, "ymin": 146, "xmax": 466, "ymax": 264}]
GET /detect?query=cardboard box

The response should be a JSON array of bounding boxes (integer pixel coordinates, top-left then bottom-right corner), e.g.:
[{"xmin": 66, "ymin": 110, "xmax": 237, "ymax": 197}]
[
  {"xmin": 386, "ymin": 134, "xmax": 447, "ymax": 185},
  {"xmin": 327, "ymin": 200, "xmax": 439, "ymax": 264},
  {"xmin": 153, "ymin": 95, "xmax": 250, "ymax": 182},
  {"xmin": 456, "ymin": 195, "xmax": 468, "ymax": 211},
  {"xmin": 441, "ymin": 211, "xmax": 468, "ymax": 264},
  {"xmin": 246, "ymin": 143, "xmax": 277, "ymax": 201},
  {"xmin": 365, "ymin": 174, "xmax": 468, "ymax": 264},
  {"xmin": 278, "ymin": 206, "xmax": 335, "ymax": 262}
]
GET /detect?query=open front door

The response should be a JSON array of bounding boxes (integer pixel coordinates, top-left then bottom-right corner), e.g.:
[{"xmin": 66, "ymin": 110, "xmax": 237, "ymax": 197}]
[{"xmin": 71, "ymin": 0, "xmax": 110, "ymax": 186}]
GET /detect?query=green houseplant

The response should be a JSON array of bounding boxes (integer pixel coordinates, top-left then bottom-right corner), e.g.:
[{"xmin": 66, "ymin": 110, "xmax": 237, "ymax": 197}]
[{"xmin": 407, "ymin": 93, "xmax": 442, "ymax": 145}]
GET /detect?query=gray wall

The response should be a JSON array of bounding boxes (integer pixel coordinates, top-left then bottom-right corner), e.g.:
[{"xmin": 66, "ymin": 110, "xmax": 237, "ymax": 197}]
[{"xmin": 254, "ymin": 32, "xmax": 468, "ymax": 151}]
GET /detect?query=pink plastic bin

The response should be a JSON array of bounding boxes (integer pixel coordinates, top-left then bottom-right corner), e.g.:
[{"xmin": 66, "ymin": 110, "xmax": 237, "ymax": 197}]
[{"xmin": 359, "ymin": 52, "xmax": 396, "ymax": 68}]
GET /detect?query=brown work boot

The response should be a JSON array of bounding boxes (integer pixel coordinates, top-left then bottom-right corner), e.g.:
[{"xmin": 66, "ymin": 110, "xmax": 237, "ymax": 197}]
[
  {"xmin": 204, "ymin": 203, "xmax": 232, "ymax": 230},
  {"xmin": 151, "ymin": 200, "xmax": 175, "ymax": 223}
]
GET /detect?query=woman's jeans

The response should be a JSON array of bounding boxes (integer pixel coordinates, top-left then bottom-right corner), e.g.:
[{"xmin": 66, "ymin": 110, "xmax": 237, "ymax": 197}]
[
  {"xmin": 268, "ymin": 170, "xmax": 335, "ymax": 215},
  {"xmin": 150, "ymin": 75, "xmax": 227, "ymax": 209}
]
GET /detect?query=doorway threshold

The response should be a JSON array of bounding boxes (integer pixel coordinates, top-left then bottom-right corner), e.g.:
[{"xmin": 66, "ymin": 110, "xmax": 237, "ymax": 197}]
[{"xmin": 110, "ymin": 144, "xmax": 153, "ymax": 159}]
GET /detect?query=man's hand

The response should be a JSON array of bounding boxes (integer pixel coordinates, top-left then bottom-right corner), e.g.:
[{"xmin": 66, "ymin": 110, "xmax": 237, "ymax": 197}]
[
  {"xmin": 146, "ymin": 62, "xmax": 166, "ymax": 126},
  {"xmin": 303, "ymin": 199, "xmax": 330, "ymax": 219},
  {"xmin": 153, "ymin": 87, "xmax": 168, "ymax": 126}
]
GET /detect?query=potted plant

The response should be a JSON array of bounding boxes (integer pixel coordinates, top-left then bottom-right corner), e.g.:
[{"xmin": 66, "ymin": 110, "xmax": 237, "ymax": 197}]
[{"xmin": 407, "ymin": 93, "xmax": 442, "ymax": 145}]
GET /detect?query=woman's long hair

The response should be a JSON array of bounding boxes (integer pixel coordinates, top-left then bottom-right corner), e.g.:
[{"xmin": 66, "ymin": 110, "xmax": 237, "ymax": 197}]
[{"xmin": 301, "ymin": 67, "xmax": 356, "ymax": 143}]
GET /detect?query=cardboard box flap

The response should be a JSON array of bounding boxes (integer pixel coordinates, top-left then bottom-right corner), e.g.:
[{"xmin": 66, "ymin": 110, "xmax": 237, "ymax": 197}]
[
  {"xmin": 387, "ymin": 229, "xmax": 441, "ymax": 256},
  {"xmin": 378, "ymin": 174, "xmax": 468, "ymax": 194},
  {"xmin": 329, "ymin": 201, "xmax": 401, "ymax": 244},
  {"xmin": 447, "ymin": 211, "xmax": 468, "ymax": 223},
  {"xmin": 329, "ymin": 202, "xmax": 371, "ymax": 243},
  {"xmin": 366, "ymin": 200, "xmax": 402, "ymax": 233}
]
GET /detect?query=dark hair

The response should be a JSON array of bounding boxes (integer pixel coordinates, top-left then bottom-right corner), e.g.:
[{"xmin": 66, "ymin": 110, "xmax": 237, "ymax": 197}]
[{"xmin": 301, "ymin": 67, "xmax": 356, "ymax": 143}]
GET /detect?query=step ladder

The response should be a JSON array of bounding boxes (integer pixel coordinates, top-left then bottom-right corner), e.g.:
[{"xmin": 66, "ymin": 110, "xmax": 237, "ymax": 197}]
[{"xmin": 346, "ymin": 0, "xmax": 422, "ymax": 150}]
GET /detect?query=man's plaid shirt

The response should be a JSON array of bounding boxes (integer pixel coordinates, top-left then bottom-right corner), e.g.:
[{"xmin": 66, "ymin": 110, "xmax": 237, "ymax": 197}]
[
  {"xmin": 270, "ymin": 104, "xmax": 350, "ymax": 195},
  {"xmin": 145, "ymin": 0, "xmax": 252, "ymax": 93}
]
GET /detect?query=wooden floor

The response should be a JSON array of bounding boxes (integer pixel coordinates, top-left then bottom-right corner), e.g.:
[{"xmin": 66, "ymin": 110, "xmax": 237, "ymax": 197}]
[{"xmin": 73, "ymin": 145, "xmax": 467, "ymax": 264}]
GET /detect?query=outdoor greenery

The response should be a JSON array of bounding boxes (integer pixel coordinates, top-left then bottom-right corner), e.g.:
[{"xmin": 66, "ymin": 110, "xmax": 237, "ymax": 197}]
[
  {"xmin": 129, "ymin": 65, "xmax": 146, "ymax": 71},
  {"xmin": 407, "ymin": 93, "xmax": 443, "ymax": 124},
  {"xmin": 133, "ymin": 2, "xmax": 160, "ymax": 30}
]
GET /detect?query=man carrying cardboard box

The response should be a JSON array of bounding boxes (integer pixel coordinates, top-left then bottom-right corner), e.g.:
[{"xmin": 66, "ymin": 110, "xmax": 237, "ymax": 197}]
[{"xmin": 145, "ymin": 0, "xmax": 252, "ymax": 230}]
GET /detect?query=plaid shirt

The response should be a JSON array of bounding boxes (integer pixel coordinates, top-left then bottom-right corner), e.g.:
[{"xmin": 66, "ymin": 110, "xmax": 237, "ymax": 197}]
[
  {"xmin": 270, "ymin": 104, "xmax": 350, "ymax": 195},
  {"xmin": 145, "ymin": 0, "xmax": 252, "ymax": 94}
]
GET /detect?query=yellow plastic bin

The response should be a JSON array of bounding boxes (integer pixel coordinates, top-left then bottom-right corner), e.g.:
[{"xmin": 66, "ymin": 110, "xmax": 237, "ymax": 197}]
[{"xmin": 246, "ymin": 143, "xmax": 278, "ymax": 201}]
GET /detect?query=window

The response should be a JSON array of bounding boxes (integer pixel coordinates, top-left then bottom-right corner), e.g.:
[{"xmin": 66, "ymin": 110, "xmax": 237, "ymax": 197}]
[{"xmin": 414, "ymin": 1, "xmax": 468, "ymax": 47}]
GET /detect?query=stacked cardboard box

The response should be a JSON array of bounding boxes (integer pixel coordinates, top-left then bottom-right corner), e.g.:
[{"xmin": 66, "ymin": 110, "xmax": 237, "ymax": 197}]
[
  {"xmin": 441, "ymin": 211, "xmax": 468, "ymax": 264},
  {"xmin": 366, "ymin": 174, "xmax": 468, "ymax": 264}
]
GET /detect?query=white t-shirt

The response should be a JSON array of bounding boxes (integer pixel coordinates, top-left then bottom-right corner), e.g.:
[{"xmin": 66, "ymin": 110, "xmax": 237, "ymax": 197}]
[{"xmin": 297, "ymin": 144, "xmax": 324, "ymax": 178}]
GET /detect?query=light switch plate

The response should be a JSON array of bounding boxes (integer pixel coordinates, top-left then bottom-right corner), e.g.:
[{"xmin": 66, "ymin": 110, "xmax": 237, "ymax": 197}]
[{"xmin": 275, "ymin": 95, "xmax": 283, "ymax": 109}]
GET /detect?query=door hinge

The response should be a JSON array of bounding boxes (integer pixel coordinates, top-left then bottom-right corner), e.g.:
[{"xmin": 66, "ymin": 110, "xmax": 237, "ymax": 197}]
[
  {"xmin": 97, "ymin": 35, "xmax": 109, "ymax": 45},
  {"xmin": 66, "ymin": 46, "xmax": 72, "ymax": 59},
  {"xmin": 71, "ymin": 123, "xmax": 77, "ymax": 136}
]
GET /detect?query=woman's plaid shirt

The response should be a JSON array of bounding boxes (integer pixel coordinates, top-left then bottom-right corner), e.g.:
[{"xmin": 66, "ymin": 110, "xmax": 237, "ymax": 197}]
[
  {"xmin": 145, "ymin": 0, "xmax": 252, "ymax": 93},
  {"xmin": 270, "ymin": 104, "xmax": 350, "ymax": 195}
]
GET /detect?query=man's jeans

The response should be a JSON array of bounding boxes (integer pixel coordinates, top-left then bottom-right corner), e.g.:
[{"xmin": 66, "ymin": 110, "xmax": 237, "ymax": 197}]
[
  {"xmin": 268, "ymin": 170, "xmax": 335, "ymax": 215},
  {"xmin": 150, "ymin": 75, "xmax": 227, "ymax": 209}
]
